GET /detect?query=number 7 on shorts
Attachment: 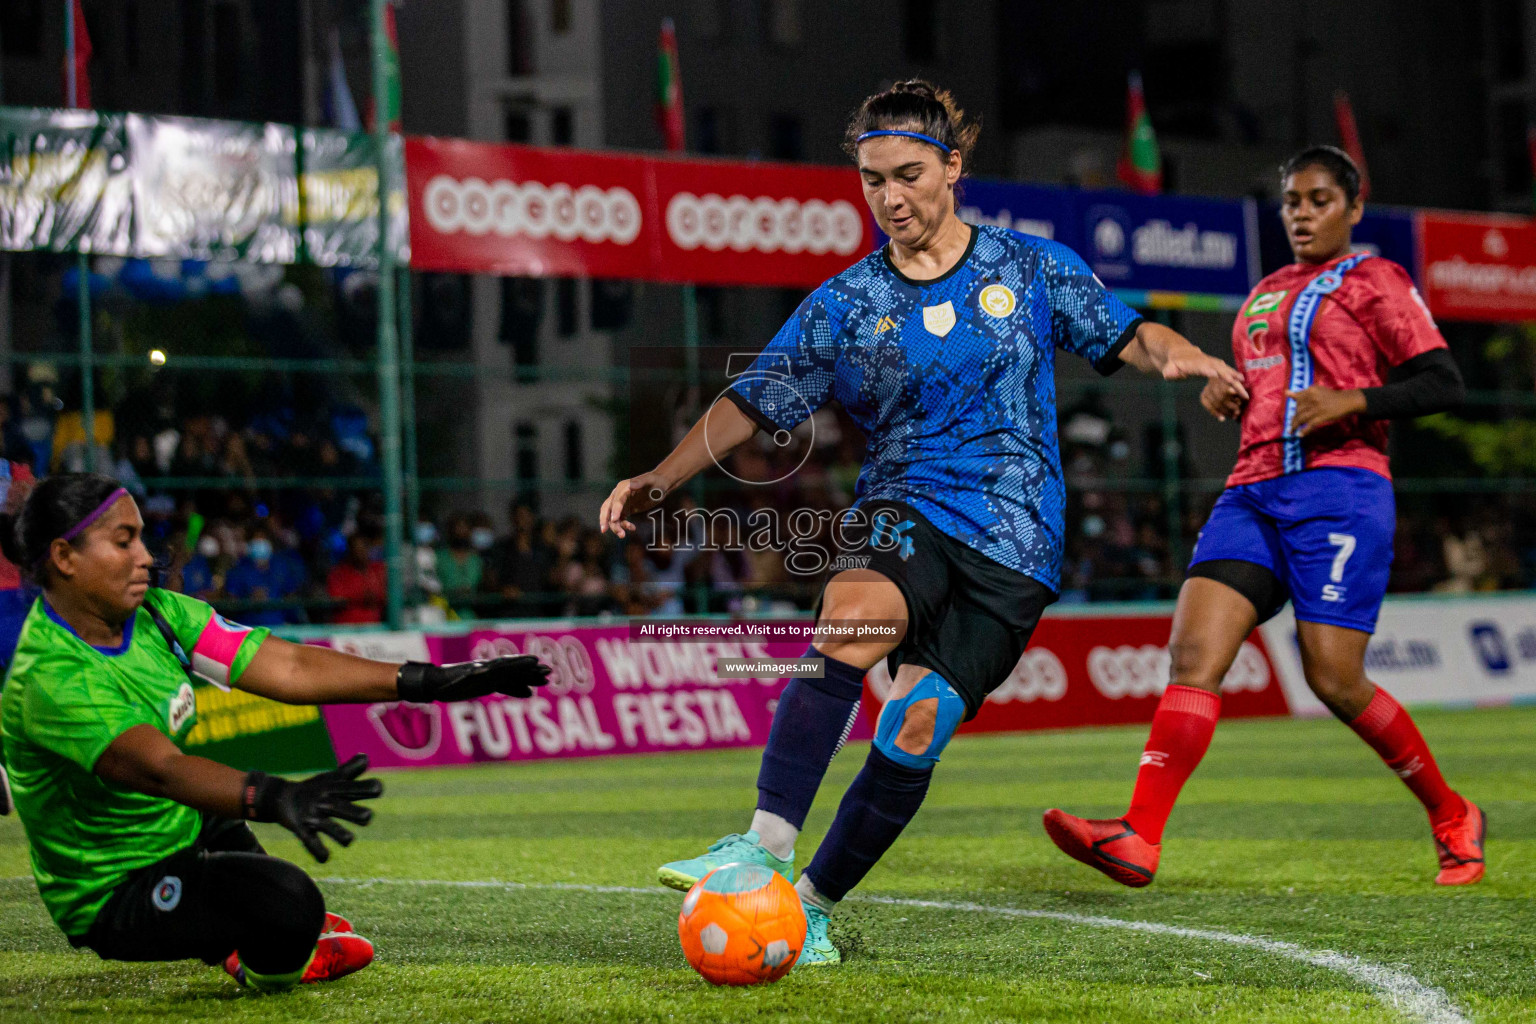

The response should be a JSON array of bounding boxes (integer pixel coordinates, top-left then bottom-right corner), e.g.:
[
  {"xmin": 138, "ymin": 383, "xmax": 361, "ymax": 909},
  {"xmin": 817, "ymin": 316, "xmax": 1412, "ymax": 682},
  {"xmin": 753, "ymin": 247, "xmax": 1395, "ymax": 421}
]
[{"xmin": 1322, "ymin": 532, "xmax": 1356, "ymax": 602}]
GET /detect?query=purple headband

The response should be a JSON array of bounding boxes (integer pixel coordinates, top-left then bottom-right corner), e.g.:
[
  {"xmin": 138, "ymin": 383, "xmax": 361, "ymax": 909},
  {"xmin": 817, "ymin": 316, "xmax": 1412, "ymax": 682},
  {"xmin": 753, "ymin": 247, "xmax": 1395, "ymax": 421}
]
[{"xmin": 35, "ymin": 487, "xmax": 129, "ymax": 569}]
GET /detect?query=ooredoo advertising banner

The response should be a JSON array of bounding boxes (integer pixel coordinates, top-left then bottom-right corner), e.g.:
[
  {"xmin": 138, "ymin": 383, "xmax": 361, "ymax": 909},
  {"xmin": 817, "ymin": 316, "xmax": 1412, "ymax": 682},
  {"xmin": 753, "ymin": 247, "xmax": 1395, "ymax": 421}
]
[
  {"xmin": 864, "ymin": 611, "xmax": 1291, "ymax": 735},
  {"xmin": 1418, "ymin": 211, "xmax": 1536, "ymax": 322},
  {"xmin": 405, "ymin": 136, "xmax": 871, "ymax": 287}
]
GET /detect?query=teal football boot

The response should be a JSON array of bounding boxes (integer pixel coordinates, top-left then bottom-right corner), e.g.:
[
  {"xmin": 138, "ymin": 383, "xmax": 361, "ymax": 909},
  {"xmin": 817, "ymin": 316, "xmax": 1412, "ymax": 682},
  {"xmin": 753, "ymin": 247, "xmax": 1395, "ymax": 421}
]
[
  {"xmin": 656, "ymin": 830, "xmax": 793, "ymax": 892},
  {"xmin": 795, "ymin": 899, "xmax": 840, "ymax": 966}
]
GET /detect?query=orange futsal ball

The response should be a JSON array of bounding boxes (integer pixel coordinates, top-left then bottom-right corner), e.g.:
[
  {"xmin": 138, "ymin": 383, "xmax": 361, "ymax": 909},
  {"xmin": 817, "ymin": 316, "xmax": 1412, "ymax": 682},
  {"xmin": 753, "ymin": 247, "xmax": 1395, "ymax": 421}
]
[{"xmin": 677, "ymin": 864, "xmax": 808, "ymax": 985}]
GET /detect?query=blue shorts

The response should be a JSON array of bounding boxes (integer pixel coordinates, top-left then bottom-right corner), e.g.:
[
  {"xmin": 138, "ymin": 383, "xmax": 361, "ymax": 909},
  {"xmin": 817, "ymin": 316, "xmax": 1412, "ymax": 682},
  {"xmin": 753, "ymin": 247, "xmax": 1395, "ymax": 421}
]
[{"xmin": 1189, "ymin": 467, "xmax": 1395, "ymax": 633}]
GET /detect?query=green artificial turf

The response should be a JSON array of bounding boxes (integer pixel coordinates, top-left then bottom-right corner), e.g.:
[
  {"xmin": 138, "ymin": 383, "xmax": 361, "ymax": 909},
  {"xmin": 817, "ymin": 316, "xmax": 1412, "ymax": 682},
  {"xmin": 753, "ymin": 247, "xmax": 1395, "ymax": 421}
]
[{"xmin": 2, "ymin": 707, "xmax": 1532, "ymax": 1023}]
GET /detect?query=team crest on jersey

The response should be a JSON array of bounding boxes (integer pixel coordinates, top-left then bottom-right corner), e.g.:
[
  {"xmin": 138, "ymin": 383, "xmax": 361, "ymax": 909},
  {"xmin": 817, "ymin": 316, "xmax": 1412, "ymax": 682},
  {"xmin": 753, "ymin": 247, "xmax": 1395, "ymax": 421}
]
[
  {"xmin": 167, "ymin": 681, "xmax": 195, "ymax": 735},
  {"xmin": 922, "ymin": 301, "xmax": 956, "ymax": 337},
  {"xmin": 152, "ymin": 875, "xmax": 182, "ymax": 912},
  {"xmin": 1245, "ymin": 290, "xmax": 1288, "ymax": 316},
  {"xmin": 1245, "ymin": 319, "xmax": 1270, "ymax": 353},
  {"xmin": 978, "ymin": 284, "xmax": 1016, "ymax": 317}
]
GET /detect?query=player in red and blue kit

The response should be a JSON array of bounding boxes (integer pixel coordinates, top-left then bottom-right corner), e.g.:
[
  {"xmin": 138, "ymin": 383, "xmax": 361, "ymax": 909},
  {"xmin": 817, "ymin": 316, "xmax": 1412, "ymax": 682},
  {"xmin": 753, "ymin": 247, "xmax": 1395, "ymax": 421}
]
[
  {"xmin": 1045, "ymin": 146, "xmax": 1485, "ymax": 888},
  {"xmin": 600, "ymin": 80, "xmax": 1247, "ymax": 964}
]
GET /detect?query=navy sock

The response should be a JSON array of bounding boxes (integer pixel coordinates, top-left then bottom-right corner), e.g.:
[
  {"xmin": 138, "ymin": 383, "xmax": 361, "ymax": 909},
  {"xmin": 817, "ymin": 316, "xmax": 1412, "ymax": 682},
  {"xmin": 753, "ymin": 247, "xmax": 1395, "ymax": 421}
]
[
  {"xmin": 755, "ymin": 647, "xmax": 866, "ymax": 829},
  {"xmin": 803, "ymin": 746, "xmax": 932, "ymax": 903}
]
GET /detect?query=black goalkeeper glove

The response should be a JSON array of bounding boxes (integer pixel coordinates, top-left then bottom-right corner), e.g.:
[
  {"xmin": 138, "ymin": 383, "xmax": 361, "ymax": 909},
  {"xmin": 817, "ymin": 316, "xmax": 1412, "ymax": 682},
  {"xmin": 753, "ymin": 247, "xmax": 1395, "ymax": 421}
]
[
  {"xmin": 395, "ymin": 655, "xmax": 551, "ymax": 703},
  {"xmin": 242, "ymin": 754, "xmax": 383, "ymax": 863}
]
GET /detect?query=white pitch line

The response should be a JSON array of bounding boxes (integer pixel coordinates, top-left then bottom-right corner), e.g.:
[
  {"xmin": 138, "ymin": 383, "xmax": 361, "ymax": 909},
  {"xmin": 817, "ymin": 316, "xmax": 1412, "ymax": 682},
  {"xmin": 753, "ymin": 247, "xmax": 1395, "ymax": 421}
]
[
  {"xmin": 317, "ymin": 876, "xmax": 1472, "ymax": 1024},
  {"xmin": 860, "ymin": 895, "xmax": 1471, "ymax": 1024}
]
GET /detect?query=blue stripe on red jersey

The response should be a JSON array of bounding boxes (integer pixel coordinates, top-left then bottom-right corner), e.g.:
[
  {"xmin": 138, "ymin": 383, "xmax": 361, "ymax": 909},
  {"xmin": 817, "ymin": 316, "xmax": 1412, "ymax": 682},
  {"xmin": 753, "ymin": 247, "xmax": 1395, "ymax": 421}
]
[{"xmin": 1282, "ymin": 252, "xmax": 1373, "ymax": 474}]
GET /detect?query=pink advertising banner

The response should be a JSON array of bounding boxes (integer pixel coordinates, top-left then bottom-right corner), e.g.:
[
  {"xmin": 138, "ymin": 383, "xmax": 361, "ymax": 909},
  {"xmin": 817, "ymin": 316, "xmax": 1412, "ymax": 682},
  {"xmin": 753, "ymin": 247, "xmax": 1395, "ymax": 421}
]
[
  {"xmin": 315, "ymin": 611, "xmax": 1294, "ymax": 772},
  {"xmin": 320, "ymin": 623, "xmax": 869, "ymax": 769}
]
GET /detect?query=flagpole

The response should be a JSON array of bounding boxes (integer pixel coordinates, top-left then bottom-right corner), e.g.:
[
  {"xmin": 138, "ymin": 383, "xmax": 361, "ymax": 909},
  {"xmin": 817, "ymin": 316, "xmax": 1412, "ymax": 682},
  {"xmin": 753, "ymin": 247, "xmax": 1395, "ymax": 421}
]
[
  {"xmin": 398, "ymin": 263, "xmax": 419, "ymax": 591},
  {"xmin": 65, "ymin": 1, "xmax": 75, "ymax": 108},
  {"xmin": 371, "ymin": 0, "xmax": 404, "ymax": 627},
  {"xmin": 67, "ymin": 1, "xmax": 95, "ymax": 472},
  {"xmin": 657, "ymin": 18, "xmax": 706, "ymax": 613}
]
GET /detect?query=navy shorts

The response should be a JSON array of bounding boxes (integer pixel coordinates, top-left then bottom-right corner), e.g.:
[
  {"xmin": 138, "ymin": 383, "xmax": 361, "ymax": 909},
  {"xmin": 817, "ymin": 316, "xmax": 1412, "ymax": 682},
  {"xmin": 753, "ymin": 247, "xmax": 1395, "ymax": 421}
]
[
  {"xmin": 819, "ymin": 500, "xmax": 1056, "ymax": 719},
  {"xmin": 1189, "ymin": 467, "xmax": 1395, "ymax": 634}
]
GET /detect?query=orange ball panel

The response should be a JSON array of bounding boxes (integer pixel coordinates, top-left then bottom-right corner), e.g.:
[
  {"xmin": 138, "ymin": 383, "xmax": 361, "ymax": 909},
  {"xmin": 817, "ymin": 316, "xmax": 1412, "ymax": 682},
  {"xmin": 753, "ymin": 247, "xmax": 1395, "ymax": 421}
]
[{"xmin": 677, "ymin": 868, "xmax": 808, "ymax": 986}]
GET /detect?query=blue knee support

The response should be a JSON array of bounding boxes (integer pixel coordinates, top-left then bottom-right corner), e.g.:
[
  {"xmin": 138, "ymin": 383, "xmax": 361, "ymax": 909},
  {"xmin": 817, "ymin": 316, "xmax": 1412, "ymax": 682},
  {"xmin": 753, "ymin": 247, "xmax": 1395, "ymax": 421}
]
[{"xmin": 872, "ymin": 673, "xmax": 966, "ymax": 769}]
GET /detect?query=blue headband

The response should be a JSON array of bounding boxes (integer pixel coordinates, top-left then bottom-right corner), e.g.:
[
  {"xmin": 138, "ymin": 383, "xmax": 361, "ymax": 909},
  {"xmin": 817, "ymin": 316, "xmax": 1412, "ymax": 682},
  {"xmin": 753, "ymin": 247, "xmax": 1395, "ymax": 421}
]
[{"xmin": 857, "ymin": 130, "xmax": 951, "ymax": 155}]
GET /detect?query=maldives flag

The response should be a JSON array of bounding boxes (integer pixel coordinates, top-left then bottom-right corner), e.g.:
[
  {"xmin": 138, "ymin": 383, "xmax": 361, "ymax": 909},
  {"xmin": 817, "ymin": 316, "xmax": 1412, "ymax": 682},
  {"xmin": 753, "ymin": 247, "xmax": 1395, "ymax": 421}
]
[
  {"xmin": 64, "ymin": 0, "xmax": 93, "ymax": 108},
  {"xmin": 1333, "ymin": 90, "xmax": 1371, "ymax": 201},
  {"xmin": 1116, "ymin": 71, "xmax": 1161, "ymax": 195},
  {"xmin": 655, "ymin": 18, "xmax": 685, "ymax": 153},
  {"xmin": 367, "ymin": 2, "xmax": 402, "ymax": 132}
]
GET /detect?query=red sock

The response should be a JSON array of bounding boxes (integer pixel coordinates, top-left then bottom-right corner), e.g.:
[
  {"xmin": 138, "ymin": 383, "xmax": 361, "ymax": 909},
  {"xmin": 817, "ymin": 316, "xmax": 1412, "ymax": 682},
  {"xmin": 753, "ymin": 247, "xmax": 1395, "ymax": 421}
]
[
  {"xmin": 1123, "ymin": 685, "xmax": 1221, "ymax": 844},
  {"xmin": 1347, "ymin": 687, "xmax": 1463, "ymax": 824}
]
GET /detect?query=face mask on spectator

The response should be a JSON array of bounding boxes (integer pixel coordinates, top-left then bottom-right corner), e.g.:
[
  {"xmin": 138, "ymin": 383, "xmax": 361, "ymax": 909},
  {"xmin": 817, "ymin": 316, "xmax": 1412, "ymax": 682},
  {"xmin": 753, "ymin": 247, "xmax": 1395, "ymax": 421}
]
[
  {"xmin": 198, "ymin": 536, "xmax": 220, "ymax": 559},
  {"xmin": 414, "ymin": 522, "xmax": 438, "ymax": 546},
  {"xmin": 249, "ymin": 538, "xmax": 274, "ymax": 563},
  {"xmin": 470, "ymin": 527, "xmax": 495, "ymax": 552}
]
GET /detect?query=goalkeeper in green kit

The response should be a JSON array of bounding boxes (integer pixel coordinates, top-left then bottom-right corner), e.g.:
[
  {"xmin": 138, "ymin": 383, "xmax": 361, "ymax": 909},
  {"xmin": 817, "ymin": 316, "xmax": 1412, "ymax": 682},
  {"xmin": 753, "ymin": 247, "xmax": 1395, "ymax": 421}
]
[{"xmin": 0, "ymin": 474, "xmax": 550, "ymax": 989}]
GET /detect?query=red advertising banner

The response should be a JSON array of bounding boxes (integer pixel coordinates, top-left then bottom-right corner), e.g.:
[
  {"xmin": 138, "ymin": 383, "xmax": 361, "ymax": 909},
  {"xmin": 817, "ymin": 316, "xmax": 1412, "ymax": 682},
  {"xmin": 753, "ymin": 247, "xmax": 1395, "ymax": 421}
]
[
  {"xmin": 647, "ymin": 157, "xmax": 869, "ymax": 287},
  {"xmin": 863, "ymin": 612, "xmax": 1291, "ymax": 735},
  {"xmin": 1418, "ymin": 211, "xmax": 1536, "ymax": 322},
  {"xmin": 405, "ymin": 136, "xmax": 871, "ymax": 287}
]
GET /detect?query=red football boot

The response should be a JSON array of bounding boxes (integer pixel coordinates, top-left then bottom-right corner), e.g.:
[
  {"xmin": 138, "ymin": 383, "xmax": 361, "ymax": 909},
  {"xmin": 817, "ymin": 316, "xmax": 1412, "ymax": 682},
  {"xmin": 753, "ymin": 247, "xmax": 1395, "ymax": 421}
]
[
  {"xmin": 223, "ymin": 931, "xmax": 374, "ymax": 987},
  {"xmin": 301, "ymin": 932, "xmax": 375, "ymax": 982},
  {"xmin": 1432, "ymin": 799, "xmax": 1486, "ymax": 886},
  {"xmin": 1043, "ymin": 810, "xmax": 1161, "ymax": 888},
  {"xmin": 323, "ymin": 911, "xmax": 355, "ymax": 934}
]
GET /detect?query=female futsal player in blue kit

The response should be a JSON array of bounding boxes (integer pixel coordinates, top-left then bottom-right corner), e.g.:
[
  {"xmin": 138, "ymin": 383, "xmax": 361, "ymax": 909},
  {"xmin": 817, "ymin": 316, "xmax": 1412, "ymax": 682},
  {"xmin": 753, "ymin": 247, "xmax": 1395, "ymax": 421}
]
[{"xmin": 598, "ymin": 80, "xmax": 1247, "ymax": 964}]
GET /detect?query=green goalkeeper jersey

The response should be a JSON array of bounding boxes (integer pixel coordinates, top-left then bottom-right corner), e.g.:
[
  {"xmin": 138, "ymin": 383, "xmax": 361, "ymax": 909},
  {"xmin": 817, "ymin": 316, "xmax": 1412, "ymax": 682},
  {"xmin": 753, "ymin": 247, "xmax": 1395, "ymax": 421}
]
[{"xmin": 0, "ymin": 589, "xmax": 269, "ymax": 936}]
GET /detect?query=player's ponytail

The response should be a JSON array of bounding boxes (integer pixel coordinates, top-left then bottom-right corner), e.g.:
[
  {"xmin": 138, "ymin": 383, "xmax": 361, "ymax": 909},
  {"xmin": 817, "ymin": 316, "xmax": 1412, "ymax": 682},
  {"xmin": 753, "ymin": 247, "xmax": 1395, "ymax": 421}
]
[
  {"xmin": 844, "ymin": 78, "xmax": 981, "ymax": 178},
  {"xmin": 5, "ymin": 473, "xmax": 128, "ymax": 583}
]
